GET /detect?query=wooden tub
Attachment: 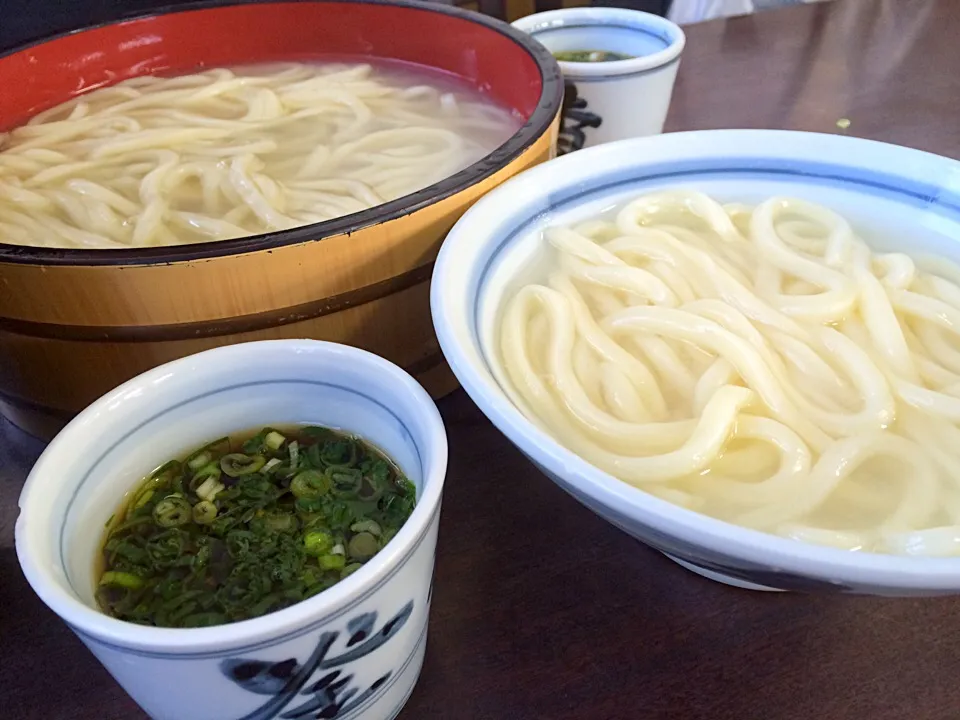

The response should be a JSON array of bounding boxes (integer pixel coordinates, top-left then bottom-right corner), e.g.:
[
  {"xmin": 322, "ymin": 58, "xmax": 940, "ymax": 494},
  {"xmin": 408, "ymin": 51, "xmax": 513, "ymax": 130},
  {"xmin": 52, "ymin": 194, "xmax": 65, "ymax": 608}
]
[{"xmin": 0, "ymin": 0, "xmax": 563, "ymax": 438}]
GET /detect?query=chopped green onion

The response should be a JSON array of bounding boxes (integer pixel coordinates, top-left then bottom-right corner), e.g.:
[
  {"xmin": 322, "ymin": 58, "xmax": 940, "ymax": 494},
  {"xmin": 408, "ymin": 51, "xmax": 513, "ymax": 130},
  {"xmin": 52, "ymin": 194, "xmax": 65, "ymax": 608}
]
[
  {"xmin": 330, "ymin": 468, "xmax": 363, "ymax": 497},
  {"xmin": 306, "ymin": 443, "xmax": 323, "ymax": 468},
  {"xmin": 319, "ymin": 553, "xmax": 346, "ymax": 570},
  {"xmin": 181, "ymin": 612, "xmax": 227, "ymax": 628},
  {"xmin": 187, "ymin": 451, "xmax": 212, "ymax": 471},
  {"xmin": 268, "ymin": 462, "xmax": 295, "ymax": 479},
  {"xmin": 149, "ymin": 460, "xmax": 182, "ymax": 480},
  {"xmin": 132, "ymin": 471, "xmax": 169, "ymax": 508},
  {"xmin": 357, "ymin": 477, "xmax": 383, "ymax": 502},
  {"xmin": 552, "ymin": 49, "xmax": 633, "ymax": 62},
  {"xmin": 220, "ymin": 453, "xmax": 266, "ymax": 477},
  {"xmin": 304, "ymin": 530, "xmax": 333, "ymax": 556},
  {"xmin": 248, "ymin": 592, "xmax": 281, "ymax": 617},
  {"xmin": 301, "ymin": 426, "xmax": 334, "ymax": 440},
  {"xmin": 262, "ymin": 513, "xmax": 298, "ymax": 533},
  {"xmin": 295, "ymin": 496, "xmax": 326, "ymax": 513},
  {"xmin": 184, "ymin": 437, "xmax": 229, "ymax": 465},
  {"xmin": 189, "ymin": 461, "xmax": 222, "ymax": 491},
  {"xmin": 100, "ymin": 571, "xmax": 144, "ymax": 589},
  {"xmin": 348, "ymin": 532, "xmax": 378, "ymax": 560},
  {"xmin": 192, "ymin": 500, "xmax": 218, "ymax": 524},
  {"xmin": 110, "ymin": 514, "xmax": 153, "ymax": 533},
  {"xmin": 264, "ymin": 431, "xmax": 286, "ymax": 450},
  {"xmin": 153, "ymin": 496, "xmax": 191, "ymax": 527},
  {"xmin": 243, "ymin": 428, "xmax": 283, "ymax": 454},
  {"xmin": 195, "ymin": 476, "xmax": 225, "ymax": 502},
  {"xmin": 350, "ymin": 519, "xmax": 381, "ymax": 537},
  {"xmin": 381, "ymin": 527, "xmax": 399, "ymax": 545},
  {"xmin": 341, "ymin": 563, "xmax": 363, "ymax": 579},
  {"xmin": 133, "ymin": 488, "xmax": 155, "ymax": 509},
  {"xmin": 263, "ymin": 458, "xmax": 282, "ymax": 473},
  {"xmin": 321, "ymin": 439, "xmax": 358, "ymax": 468},
  {"xmin": 97, "ymin": 424, "xmax": 416, "ymax": 629},
  {"xmin": 291, "ymin": 470, "xmax": 331, "ymax": 499}
]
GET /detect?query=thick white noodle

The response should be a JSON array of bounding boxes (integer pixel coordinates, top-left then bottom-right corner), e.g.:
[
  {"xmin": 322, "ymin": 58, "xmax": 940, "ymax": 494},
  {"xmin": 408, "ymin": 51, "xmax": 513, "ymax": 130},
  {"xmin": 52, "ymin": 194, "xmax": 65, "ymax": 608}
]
[
  {"xmin": 0, "ymin": 62, "xmax": 518, "ymax": 248},
  {"xmin": 499, "ymin": 190, "xmax": 960, "ymax": 556}
]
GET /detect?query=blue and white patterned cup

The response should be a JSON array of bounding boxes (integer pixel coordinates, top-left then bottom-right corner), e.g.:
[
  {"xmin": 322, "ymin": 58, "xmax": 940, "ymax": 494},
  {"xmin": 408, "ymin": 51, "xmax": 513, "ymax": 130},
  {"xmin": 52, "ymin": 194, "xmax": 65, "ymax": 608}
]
[
  {"xmin": 16, "ymin": 340, "xmax": 447, "ymax": 720},
  {"xmin": 513, "ymin": 8, "xmax": 685, "ymax": 153}
]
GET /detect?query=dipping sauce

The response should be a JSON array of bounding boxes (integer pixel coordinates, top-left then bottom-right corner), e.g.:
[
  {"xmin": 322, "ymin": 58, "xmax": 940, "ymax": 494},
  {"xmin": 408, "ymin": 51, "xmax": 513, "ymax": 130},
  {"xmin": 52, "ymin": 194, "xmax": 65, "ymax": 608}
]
[
  {"xmin": 552, "ymin": 50, "xmax": 634, "ymax": 63},
  {"xmin": 96, "ymin": 425, "xmax": 416, "ymax": 627}
]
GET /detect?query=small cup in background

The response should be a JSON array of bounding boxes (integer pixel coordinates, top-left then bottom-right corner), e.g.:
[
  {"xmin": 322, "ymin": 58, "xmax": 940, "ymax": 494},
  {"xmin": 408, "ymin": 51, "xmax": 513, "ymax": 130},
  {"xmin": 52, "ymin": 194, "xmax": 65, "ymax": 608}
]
[{"xmin": 513, "ymin": 8, "xmax": 685, "ymax": 153}]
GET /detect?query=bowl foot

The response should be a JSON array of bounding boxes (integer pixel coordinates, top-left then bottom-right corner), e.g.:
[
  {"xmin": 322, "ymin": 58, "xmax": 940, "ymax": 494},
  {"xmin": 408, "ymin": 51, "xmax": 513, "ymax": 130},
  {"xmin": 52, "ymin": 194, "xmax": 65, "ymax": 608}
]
[{"xmin": 664, "ymin": 554, "xmax": 785, "ymax": 592}]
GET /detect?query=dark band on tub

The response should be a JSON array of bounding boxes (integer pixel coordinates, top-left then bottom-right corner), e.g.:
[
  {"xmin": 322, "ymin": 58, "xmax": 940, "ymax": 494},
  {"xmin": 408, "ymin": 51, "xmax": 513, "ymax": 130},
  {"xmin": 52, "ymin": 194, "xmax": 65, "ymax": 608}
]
[
  {"xmin": 0, "ymin": 262, "xmax": 434, "ymax": 342},
  {"xmin": 402, "ymin": 348, "xmax": 446, "ymax": 377}
]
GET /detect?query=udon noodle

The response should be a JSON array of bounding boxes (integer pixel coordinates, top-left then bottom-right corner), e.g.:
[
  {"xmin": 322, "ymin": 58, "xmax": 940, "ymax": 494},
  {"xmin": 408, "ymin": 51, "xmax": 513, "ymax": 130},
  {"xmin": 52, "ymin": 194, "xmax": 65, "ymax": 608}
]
[
  {"xmin": 499, "ymin": 190, "xmax": 960, "ymax": 556},
  {"xmin": 0, "ymin": 62, "xmax": 519, "ymax": 249}
]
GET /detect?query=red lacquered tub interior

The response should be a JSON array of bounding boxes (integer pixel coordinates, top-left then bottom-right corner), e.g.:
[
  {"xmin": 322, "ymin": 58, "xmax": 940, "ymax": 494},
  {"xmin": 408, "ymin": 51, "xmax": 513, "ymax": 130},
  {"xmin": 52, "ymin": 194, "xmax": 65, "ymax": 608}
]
[{"xmin": 0, "ymin": 0, "xmax": 546, "ymax": 129}]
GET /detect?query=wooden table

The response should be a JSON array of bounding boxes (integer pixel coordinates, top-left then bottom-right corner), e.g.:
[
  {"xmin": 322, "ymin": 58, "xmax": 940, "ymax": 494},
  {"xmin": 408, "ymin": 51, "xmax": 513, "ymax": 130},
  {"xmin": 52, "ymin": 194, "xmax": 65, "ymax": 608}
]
[{"xmin": 4, "ymin": 0, "xmax": 960, "ymax": 718}]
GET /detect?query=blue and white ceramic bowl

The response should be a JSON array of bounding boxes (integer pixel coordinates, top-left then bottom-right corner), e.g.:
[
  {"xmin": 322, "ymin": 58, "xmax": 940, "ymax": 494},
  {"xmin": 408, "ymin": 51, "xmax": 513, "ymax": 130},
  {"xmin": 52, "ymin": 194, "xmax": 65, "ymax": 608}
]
[
  {"xmin": 431, "ymin": 129, "xmax": 960, "ymax": 596},
  {"xmin": 16, "ymin": 340, "xmax": 447, "ymax": 719}
]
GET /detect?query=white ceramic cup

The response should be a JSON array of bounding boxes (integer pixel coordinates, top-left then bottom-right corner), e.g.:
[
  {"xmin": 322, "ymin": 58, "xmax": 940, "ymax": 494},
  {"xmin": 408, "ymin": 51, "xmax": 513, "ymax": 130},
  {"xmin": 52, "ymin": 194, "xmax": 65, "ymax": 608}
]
[
  {"xmin": 512, "ymin": 8, "xmax": 685, "ymax": 152},
  {"xmin": 16, "ymin": 339, "xmax": 447, "ymax": 720}
]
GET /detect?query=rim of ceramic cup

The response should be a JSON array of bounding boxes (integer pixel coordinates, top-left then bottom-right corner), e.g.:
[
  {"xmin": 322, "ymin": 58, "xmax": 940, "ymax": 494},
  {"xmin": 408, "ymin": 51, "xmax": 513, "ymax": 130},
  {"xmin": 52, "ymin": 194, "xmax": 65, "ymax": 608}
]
[
  {"xmin": 15, "ymin": 339, "xmax": 448, "ymax": 653},
  {"xmin": 512, "ymin": 8, "xmax": 685, "ymax": 80}
]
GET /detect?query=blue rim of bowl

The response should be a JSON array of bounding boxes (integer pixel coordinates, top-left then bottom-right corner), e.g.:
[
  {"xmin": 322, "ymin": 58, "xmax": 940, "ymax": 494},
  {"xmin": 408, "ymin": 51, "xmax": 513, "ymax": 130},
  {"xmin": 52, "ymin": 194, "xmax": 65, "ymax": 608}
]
[
  {"xmin": 0, "ymin": 0, "xmax": 564, "ymax": 266},
  {"xmin": 432, "ymin": 130, "xmax": 960, "ymax": 587}
]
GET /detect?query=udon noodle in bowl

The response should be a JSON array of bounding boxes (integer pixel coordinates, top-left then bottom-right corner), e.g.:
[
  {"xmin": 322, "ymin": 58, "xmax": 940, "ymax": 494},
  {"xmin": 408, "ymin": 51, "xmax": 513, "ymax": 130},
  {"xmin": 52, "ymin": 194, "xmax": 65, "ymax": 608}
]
[
  {"xmin": 1, "ymin": 61, "xmax": 523, "ymax": 249},
  {"xmin": 0, "ymin": 0, "xmax": 562, "ymax": 439},
  {"xmin": 432, "ymin": 129, "xmax": 960, "ymax": 595}
]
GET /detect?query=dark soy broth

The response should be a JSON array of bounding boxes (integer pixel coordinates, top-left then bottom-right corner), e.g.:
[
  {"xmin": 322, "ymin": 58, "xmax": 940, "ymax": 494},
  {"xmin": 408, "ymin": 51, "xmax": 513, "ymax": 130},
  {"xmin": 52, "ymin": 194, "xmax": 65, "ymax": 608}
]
[{"xmin": 96, "ymin": 425, "xmax": 416, "ymax": 628}]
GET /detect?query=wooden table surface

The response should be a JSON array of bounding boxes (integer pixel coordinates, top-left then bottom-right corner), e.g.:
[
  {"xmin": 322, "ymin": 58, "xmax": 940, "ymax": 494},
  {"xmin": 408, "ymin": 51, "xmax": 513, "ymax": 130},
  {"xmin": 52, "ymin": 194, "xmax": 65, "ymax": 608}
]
[{"xmin": 4, "ymin": 0, "xmax": 960, "ymax": 718}]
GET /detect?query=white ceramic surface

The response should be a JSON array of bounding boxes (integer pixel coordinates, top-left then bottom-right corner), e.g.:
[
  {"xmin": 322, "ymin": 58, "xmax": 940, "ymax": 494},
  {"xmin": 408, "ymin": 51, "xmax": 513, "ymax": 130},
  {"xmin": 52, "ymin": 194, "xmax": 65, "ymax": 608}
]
[
  {"xmin": 430, "ymin": 129, "xmax": 960, "ymax": 596},
  {"xmin": 512, "ymin": 8, "xmax": 685, "ymax": 150},
  {"xmin": 16, "ymin": 340, "xmax": 447, "ymax": 719}
]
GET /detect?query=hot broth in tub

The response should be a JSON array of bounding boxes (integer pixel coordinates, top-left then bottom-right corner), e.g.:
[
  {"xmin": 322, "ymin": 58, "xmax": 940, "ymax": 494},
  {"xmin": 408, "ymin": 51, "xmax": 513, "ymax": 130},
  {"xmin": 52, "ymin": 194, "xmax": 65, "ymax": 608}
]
[{"xmin": 0, "ymin": 61, "xmax": 522, "ymax": 249}]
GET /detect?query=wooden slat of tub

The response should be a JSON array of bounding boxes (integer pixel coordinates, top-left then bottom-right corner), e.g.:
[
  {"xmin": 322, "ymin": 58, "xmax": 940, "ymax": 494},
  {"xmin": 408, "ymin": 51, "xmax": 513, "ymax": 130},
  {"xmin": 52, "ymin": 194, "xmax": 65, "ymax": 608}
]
[{"xmin": 0, "ymin": 274, "xmax": 442, "ymax": 416}]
